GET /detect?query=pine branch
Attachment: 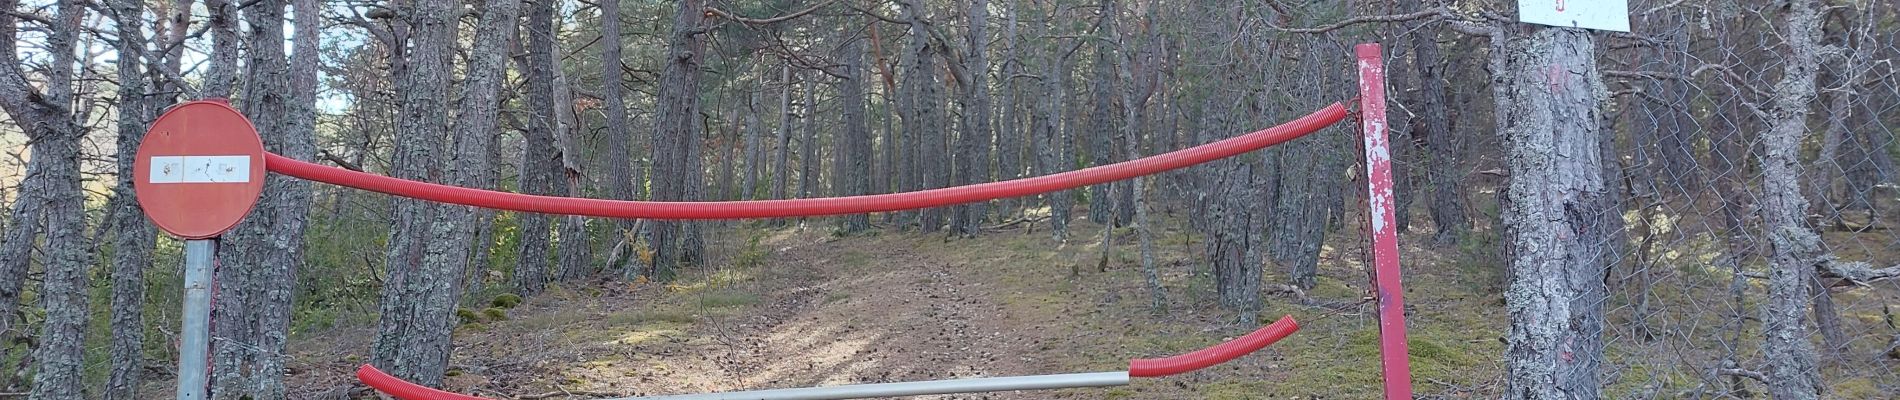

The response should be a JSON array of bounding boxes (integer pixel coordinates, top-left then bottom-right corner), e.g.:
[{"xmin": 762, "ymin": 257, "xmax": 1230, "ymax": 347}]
[
  {"xmin": 1820, "ymin": 258, "xmax": 1900, "ymax": 287},
  {"xmin": 707, "ymin": 0, "xmax": 835, "ymax": 25},
  {"xmin": 1269, "ymin": 7, "xmax": 1450, "ymax": 34}
]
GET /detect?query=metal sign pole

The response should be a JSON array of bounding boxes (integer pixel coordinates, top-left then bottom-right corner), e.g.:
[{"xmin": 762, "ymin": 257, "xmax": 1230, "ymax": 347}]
[
  {"xmin": 1355, "ymin": 43, "xmax": 1414, "ymax": 400},
  {"xmin": 176, "ymin": 239, "xmax": 214, "ymax": 400}
]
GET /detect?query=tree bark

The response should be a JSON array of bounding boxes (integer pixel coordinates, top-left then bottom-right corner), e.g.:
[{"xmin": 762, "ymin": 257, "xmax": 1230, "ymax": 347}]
[
  {"xmin": 0, "ymin": 1, "xmax": 92, "ymax": 397},
  {"xmin": 773, "ymin": 66, "xmax": 794, "ymax": 202},
  {"xmin": 650, "ymin": 0, "xmax": 709, "ymax": 279},
  {"xmin": 799, "ymin": 73, "xmax": 819, "ymax": 201},
  {"xmin": 1208, "ymin": 154, "xmax": 1262, "ymax": 324},
  {"xmin": 0, "ymin": 145, "xmax": 44, "ymax": 380},
  {"xmin": 1087, "ymin": 38, "xmax": 1117, "ymax": 226},
  {"xmin": 995, "ymin": 6, "xmax": 1023, "ymax": 217},
  {"xmin": 1399, "ymin": 0, "xmax": 1467, "ymax": 244},
  {"xmin": 1032, "ymin": 7, "xmax": 1072, "ymax": 240},
  {"xmin": 1111, "ymin": 0, "xmax": 1161, "ymax": 309},
  {"xmin": 104, "ymin": 1, "xmax": 155, "ymax": 397},
  {"xmin": 211, "ymin": 0, "xmax": 300, "ymax": 395},
  {"xmin": 231, "ymin": 0, "xmax": 320, "ymax": 395},
  {"xmin": 449, "ymin": 0, "xmax": 521, "ymax": 299},
  {"xmin": 717, "ymin": 116, "xmax": 737, "ymax": 201},
  {"xmin": 597, "ymin": 0, "xmax": 644, "ymax": 276},
  {"xmin": 552, "ymin": 47, "xmax": 592, "ymax": 282},
  {"xmin": 953, "ymin": 0, "xmax": 993, "ymax": 236},
  {"xmin": 369, "ymin": 0, "xmax": 459, "ymax": 386},
  {"xmin": 1495, "ymin": 26, "xmax": 1611, "ymax": 400},
  {"xmin": 834, "ymin": 25, "xmax": 873, "ymax": 233},
  {"xmin": 512, "ymin": 0, "xmax": 561, "ymax": 293},
  {"xmin": 1758, "ymin": 1, "xmax": 1825, "ymax": 398},
  {"xmin": 897, "ymin": 0, "xmax": 944, "ymax": 231},
  {"xmin": 744, "ymin": 90, "xmax": 764, "ymax": 200},
  {"xmin": 201, "ymin": 0, "xmax": 240, "ymax": 97}
]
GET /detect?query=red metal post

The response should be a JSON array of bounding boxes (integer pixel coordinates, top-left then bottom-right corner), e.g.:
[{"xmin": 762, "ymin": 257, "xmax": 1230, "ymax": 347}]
[{"xmin": 1355, "ymin": 42, "xmax": 1413, "ymax": 399}]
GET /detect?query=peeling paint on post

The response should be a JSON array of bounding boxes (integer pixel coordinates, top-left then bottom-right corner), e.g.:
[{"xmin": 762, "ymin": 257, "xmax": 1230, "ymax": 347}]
[{"xmin": 1356, "ymin": 42, "xmax": 1413, "ymax": 400}]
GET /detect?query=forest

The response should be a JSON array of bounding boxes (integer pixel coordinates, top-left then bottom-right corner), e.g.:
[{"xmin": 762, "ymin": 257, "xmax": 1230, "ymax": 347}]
[{"xmin": 1, "ymin": 0, "xmax": 1899, "ymax": 398}]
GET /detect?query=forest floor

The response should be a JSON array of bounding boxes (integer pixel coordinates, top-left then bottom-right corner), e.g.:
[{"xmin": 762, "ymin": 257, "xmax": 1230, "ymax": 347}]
[
  {"xmin": 282, "ymin": 209, "xmax": 1513, "ymax": 399},
  {"xmin": 278, "ymin": 206, "xmax": 1900, "ymax": 399}
]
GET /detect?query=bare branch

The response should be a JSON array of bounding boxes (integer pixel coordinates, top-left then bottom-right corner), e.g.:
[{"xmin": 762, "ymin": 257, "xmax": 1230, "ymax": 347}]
[
  {"xmin": 318, "ymin": 149, "xmax": 364, "ymax": 172},
  {"xmin": 2, "ymin": 9, "xmax": 51, "ymax": 26},
  {"xmin": 1641, "ymin": 0, "xmax": 1691, "ymax": 16},
  {"xmin": 707, "ymin": 0, "xmax": 835, "ymax": 24},
  {"xmin": 1715, "ymin": 368, "xmax": 1768, "ymax": 384},
  {"xmin": 1820, "ymin": 258, "xmax": 1900, "ymax": 287},
  {"xmin": 1269, "ymin": 7, "xmax": 1450, "ymax": 34},
  {"xmin": 841, "ymin": 1, "xmax": 906, "ymax": 24}
]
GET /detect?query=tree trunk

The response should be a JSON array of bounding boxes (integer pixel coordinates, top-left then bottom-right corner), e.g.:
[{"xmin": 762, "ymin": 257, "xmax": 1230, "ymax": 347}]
[
  {"xmin": 0, "ymin": 2, "xmax": 91, "ymax": 397},
  {"xmin": 1265, "ymin": 35, "xmax": 1340, "ymax": 292},
  {"xmin": 1087, "ymin": 43, "xmax": 1117, "ymax": 226},
  {"xmin": 834, "ymin": 25, "xmax": 873, "ymax": 233},
  {"xmin": 553, "ymin": 51, "xmax": 592, "ymax": 282},
  {"xmin": 512, "ymin": 0, "xmax": 560, "ymax": 294},
  {"xmin": 104, "ymin": 1, "xmax": 155, "ymax": 397},
  {"xmin": 873, "ymin": 22, "xmax": 898, "ymax": 203},
  {"xmin": 1033, "ymin": 9, "xmax": 1072, "ymax": 240},
  {"xmin": 25, "ymin": 87, "xmax": 87, "ymax": 400},
  {"xmin": 799, "ymin": 73, "xmax": 819, "ymax": 201},
  {"xmin": 0, "ymin": 150, "xmax": 43, "ymax": 379},
  {"xmin": 995, "ymin": 6, "xmax": 1022, "ymax": 217},
  {"xmin": 1400, "ymin": 0, "xmax": 1467, "ymax": 244},
  {"xmin": 1758, "ymin": 1, "xmax": 1825, "ymax": 398},
  {"xmin": 898, "ymin": 0, "xmax": 944, "ymax": 231},
  {"xmin": 1495, "ymin": 26, "xmax": 1611, "ymax": 400},
  {"xmin": 462, "ymin": 0, "xmax": 522, "ymax": 293},
  {"xmin": 650, "ymin": 0, "xmax": 708, "ymax": 279},
  {"xmin": 369, "ymin": 0, "xmax": 459, "ymax": 386},
  {"xmin": 597, "ymin": 0, "xmax": 644, "ymax": 276},
  {"xmin": 1208, "ymin": 156, "xmax": 1262, "ymax": 324},
  {"xmin": 246, "ymin": 0, "xmax": 320, "ymax": 394},
  {"xmin": 201, "ymin": 0, "xmax": 240, "ymax": 97},
  {"xmin": 211, "ymin": 0, "xmax": 302, "ymax": 395},
  {"xmin": 556, "ymin": 202, "xmax": 591, "ymax": 281},
  {"xmin": 1112, "ymin": 0, "xmax": 1161, "ymax": 309},
  {"xmin": 954, "ymin": 0, "xmax": 993, "ymax": 236},
  {"xmin": 773, "ymin": 66, "xmax": 794, "ymax": 202},
  {"xmin": 744, "ymin": 90, "xmax": 764, "ymax": 200},
  {"xmin": 0, "ymin": 0, "xmax": 55, "ymax": 365},
  {"xmin": 717, "ymin": 120, "xmax": 737, "ymax": 201}
]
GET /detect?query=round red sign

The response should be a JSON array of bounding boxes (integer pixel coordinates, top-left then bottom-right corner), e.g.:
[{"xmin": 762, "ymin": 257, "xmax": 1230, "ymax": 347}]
[{"xmin": 133, "ymin": 100, "xmax": 267, "ymax": 239}]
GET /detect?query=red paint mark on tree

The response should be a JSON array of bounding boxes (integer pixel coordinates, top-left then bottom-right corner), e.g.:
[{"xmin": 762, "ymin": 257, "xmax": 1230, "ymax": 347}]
[{"xmin": 1548, "ymin": 64, "xmax": 1568, "ymax": 93}]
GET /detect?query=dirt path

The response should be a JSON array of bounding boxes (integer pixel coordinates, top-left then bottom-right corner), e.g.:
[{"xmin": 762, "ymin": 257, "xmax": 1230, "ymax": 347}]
[
  {"xmin": 655, "ymin": 229, "xmax": 1063, "ymax": 399},
  {"xmin": 279, "ymin": 227, "xmax": 1086, "ymax": 399}
]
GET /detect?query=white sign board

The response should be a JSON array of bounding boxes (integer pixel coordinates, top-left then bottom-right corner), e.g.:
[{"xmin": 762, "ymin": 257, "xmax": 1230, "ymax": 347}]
[
  {"xmin": 148, "ymin": 155, "xmax": 253, "ymax": 183},
  {"xmin": 1518, "ymin": 0, "xmax": 1630, "ymax": 32}
]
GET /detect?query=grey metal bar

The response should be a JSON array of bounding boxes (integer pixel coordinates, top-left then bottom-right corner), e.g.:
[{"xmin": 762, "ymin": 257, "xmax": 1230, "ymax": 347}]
[
  {"xmin": 176, "ymin": 239, "xmax": 214, "ymax": 400},
  {"xmin": 621, "ymin": 372, "xmax": 1129, "ymax": 400}
]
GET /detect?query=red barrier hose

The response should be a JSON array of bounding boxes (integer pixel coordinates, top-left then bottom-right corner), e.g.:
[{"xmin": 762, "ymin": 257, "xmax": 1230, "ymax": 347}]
[
  {"xmin": 359, "ymin": 317, "xmax": 1297, "ymax": 398},
  {"xmin": 1128, "ymin": 315, "xmax": 1300, "ymax": 377},
  {"xmin": 269, "ymin": 103, "xmax": 1345, "ymax": 220},
  {"xmin": 357, "ymin": 365, "xmax": 491, "ymax": 400}
]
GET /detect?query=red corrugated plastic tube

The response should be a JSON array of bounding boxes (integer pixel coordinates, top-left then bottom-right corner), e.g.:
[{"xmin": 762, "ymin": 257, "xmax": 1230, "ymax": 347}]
[
  {"xmin": 1128, "ymin": 315, "xmax": 1300, "ymax": 377},
  {"xmin": 357, "ymin": 365, "xmax": 489, "ymax": 400},
  {"xmin": 268, "ymin": 103, "xmax": 1345, "ymax": 220},
  {"xmin": 358, "ymin": 316, "xmax": 1299, "ymax": 399}
]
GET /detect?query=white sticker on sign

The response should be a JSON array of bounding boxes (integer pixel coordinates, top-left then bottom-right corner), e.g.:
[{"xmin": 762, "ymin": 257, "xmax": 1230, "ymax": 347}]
[
  {"xmin": 148, "ymin": 156, "xmax": 252, "ymax": 183},
  {"xmin": 1518, "ymin": 0, "xmax": 1630, "ymax": 32}
]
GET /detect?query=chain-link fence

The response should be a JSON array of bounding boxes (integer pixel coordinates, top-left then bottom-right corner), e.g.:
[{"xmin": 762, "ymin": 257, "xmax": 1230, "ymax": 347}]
[{"xmin": 1581, "ymin": 1, "xmax": 1900, "ymax": 397}]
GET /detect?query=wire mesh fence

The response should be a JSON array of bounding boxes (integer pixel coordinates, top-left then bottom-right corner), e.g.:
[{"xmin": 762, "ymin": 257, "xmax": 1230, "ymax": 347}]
[{"xmin": 1578, "ymin": 1, "xmax": 1899, "ymax": 397}]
